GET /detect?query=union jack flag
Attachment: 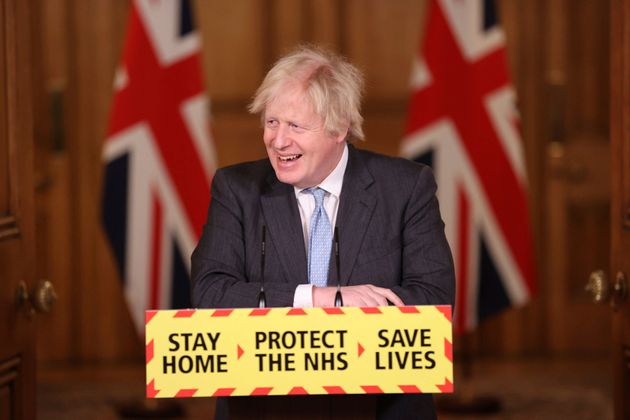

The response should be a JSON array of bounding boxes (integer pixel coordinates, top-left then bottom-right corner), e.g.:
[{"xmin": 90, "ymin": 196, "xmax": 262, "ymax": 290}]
[
  {"xmin": 401, "ymin": 0, "xmax": 536, "ymax": 332},
  {"xmin": 102, "ymin": 0, "xmax": 216, "ymax": 333}
]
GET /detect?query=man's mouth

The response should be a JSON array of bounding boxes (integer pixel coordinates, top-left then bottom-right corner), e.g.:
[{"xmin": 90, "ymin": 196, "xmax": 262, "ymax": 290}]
[{"xmin": 278, "ymin": 154, "xmax": 302, "ymax": 162}]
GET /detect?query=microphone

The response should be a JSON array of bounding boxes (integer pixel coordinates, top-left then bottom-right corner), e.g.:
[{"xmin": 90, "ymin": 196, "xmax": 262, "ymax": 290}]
[
  {"xmin": 334, "ymin": 227, "xmax": 343, "ymax": 307},
  {"xmin": 257, "ymin": 225, "xmax": 267, "ymax": 308}
]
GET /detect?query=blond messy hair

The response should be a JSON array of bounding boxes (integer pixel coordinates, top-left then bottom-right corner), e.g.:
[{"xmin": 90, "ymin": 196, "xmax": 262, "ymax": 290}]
[{"xmin": 248, "ymin": 45, "xmax": 365, "ymax": 142}]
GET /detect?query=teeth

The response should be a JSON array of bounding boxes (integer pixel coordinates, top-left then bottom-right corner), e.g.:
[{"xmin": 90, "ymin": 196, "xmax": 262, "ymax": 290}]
[{"xmin": 279, "ymin": 154, "xmax": 302, "ymax": 162}]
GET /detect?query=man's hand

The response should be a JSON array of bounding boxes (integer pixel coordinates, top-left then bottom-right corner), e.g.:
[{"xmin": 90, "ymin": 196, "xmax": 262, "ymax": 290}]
[{"xmin": 312, "ymin": 285, "xmax": 404, "ymax": 307}]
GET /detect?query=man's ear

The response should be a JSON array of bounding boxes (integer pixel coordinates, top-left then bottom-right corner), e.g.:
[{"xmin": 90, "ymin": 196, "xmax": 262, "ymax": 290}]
[{"xmin": 334, "ymin": 127, "xmax": 349, "ymax": 144}]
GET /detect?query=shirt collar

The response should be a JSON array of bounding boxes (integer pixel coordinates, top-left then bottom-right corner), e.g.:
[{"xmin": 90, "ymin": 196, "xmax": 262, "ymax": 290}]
[{"xmin": 295, "ymin": 143, "xmax": 348, "ymax": 198}]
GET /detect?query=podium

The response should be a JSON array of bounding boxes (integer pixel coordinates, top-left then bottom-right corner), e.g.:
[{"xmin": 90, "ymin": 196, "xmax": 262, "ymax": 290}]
[
  {"xmin": 145, "ymin": 306, "xmax": 453, "ymax": 419},
  {"xmin": 225, "ymin": 394, "xmax": 377, "ymax": 420}
]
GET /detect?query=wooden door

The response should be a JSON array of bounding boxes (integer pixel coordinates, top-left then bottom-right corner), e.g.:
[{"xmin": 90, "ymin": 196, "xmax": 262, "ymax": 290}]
[
  {"xmin": 544, "ymin": 0, "xmax": 612, "ymax": 356},
  {"xmin": 0, "ymin": 0, "xmax": 37, "ymax": 418},
  {"xmin": 611, "ymin": 0, "xmax": 630, "ymax": 417}
]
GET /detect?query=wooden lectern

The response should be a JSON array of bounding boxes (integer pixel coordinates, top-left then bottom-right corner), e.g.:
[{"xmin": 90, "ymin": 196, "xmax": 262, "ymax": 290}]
[{"xmin": 226, "ymin": 395, "xmax": 377, "ymax": 420}]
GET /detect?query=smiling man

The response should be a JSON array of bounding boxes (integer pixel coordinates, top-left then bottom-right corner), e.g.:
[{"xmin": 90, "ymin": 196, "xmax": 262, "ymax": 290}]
[{"xmin": 191, "ymin": 46, "xmax": 455, "ymax": 420}]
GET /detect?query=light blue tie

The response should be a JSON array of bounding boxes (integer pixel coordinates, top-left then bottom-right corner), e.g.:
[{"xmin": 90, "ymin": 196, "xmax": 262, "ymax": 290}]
[{"xmin": 306, "ymin": 187, "xmax": 332, "ymax": 287}]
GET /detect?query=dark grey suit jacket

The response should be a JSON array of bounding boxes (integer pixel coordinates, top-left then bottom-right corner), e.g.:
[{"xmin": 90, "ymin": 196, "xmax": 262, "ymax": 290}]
[{"xmin": 191, "ymin": 145, "xmax": 455, "ymax": 419}]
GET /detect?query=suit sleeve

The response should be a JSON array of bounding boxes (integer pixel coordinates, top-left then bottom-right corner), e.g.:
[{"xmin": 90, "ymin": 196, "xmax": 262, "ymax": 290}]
[
  {"xmin": 191, "ymin": 169, "xmax": 296, "ymax": 308},
  {"xmin": 391, "ymin": 166, "xmax": 456, "ymax": 307}
]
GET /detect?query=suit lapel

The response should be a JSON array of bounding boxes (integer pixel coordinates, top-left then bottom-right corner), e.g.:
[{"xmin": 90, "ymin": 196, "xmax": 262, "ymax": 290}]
[
  {"xmin": 334, "ymin": 146, "xmax": 376, "ymax": 285},
  {"xmin": 260, "ymin": 173, "xmax": 308, "ymax": 286}
]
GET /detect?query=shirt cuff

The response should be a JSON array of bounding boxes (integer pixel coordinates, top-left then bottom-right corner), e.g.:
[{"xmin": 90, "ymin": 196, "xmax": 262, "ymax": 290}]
[{"xmin": 293, "ymin": 284, "xmax": 314, "ymax": 308}]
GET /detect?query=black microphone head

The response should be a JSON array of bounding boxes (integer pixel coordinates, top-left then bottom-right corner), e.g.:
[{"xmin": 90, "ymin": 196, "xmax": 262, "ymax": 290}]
[
  {"xmin": 257, "ymin": 290, "xmax": 267, "ymax": 308},
  {"xmin": 334, "ymin": 289, "xmax": 343, "ymax": 307}
]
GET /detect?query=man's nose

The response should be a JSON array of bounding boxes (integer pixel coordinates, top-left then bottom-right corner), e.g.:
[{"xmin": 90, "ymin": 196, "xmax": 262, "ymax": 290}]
[{"xmin": 273, "ymin": 124, "xmax": 291, "ymax": 148}]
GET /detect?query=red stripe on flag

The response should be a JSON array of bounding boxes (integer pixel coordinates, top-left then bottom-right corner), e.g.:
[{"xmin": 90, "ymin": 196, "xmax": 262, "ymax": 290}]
[
  {"xmin": 149, "ymin": 191, "xmax": 162, "ymax": 309},
  {"xmin": 361, "ymin": 386, "xmax": 384, "ymax": 394},
  {"xmin": 360, "ymin": 307, "xmax": 382, "ymax": 314},
  {"xmin": 175, "ymin": 389, "xmax": 198, "ymax": 398},
  {"xmin": 213, "ymin": 388, "xmax": 236, "ymax": 397},
  {"xmin": 323, "ymin": 307, "xmax": 345, "ymax": 315},
  {"xmin": 455, "ymin": 186, "xmax": 470, "ymax": 332},
  {"xmin": 250, "ymin": 387, "xmax": 273, "ymax": 396},
  {"xmin": 405, "ymin": 1, "xmax": 536, "ymax": 296},
  {"xmin": 323, "ymin": 386, "xmax": 346, "ymax": 395},
  {"xmin": 174, "ymin": 309, "xmax": 195, "ymax": 318},
  {"xmin": 288, "ymin": 387, "xmax": 309, "ymax": 395},
  {"xmin": 212, "ymin": 309, "xmax": 233, "ymax": 317},
  {"xmin": 146, "ymin": 340, "xmax": 154, "ymax": 364},
  {"xmin": 107, "ymin": 6, "xmax": 211, "ymax": 235},
  {"xmin": 399, "ymin": 385, "xmax": 422, "ymax": 393}
]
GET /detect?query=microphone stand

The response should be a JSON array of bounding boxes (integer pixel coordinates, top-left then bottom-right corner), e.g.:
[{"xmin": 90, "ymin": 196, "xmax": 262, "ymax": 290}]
[
  {"xmin": 257, "ymin": 225, "xmax": 267, "ymax": 308},
  {"xmin": 258, "ymin": 225, "xmax": 342, "ymax": 308},
  {"xmin": 334, "ymin": 227, "xmax": 343, "ymax": 307}
]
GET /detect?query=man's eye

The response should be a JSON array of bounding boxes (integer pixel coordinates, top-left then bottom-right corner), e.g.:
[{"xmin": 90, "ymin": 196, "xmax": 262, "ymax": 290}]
[
  {"xmin": 290, "ymin": 123, "xmax": 304, "ymax": 131},
  {"xmin": 266, "ymin": 119, "xmax": 278, "ymax": 127}
]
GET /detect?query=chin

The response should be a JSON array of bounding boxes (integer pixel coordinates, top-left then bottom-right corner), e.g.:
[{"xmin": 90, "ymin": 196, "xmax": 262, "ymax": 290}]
[{"xmin": 275, "ymin": 171, "xmax": 301, "ymax": 187}]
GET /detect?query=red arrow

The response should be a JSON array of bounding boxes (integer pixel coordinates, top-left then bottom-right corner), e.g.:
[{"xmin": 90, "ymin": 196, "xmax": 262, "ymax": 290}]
[{"xmin": 237, "ymin": 345, "xmax": 244, "ymax": 360}]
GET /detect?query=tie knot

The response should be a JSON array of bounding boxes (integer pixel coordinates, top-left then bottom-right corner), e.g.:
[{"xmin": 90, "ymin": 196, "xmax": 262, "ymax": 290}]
[{"xmin": 306, "ymin": 187, "xmax": 326, "ymax": 208}]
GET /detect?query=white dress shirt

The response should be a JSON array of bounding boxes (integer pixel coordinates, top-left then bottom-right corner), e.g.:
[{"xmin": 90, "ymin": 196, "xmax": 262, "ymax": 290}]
[{"xmin": 292, "ymin": 144, "xmax": 348, "ymax": 307}]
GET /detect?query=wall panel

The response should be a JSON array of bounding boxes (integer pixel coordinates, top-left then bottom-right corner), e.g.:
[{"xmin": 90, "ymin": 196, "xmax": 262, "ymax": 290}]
[
  {"xmin": 345, "ymin": 0, "xmax": 425, "ymax": 99},
  {"xmin": 195, "ymin": 0, "xmax": 266, "ymax": 101}
]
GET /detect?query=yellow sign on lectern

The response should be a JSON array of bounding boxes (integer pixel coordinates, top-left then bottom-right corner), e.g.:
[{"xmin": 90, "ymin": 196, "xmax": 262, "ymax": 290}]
[{"xmin": 145, "ymin": 306, "xmax": 453, "ymax": 398}]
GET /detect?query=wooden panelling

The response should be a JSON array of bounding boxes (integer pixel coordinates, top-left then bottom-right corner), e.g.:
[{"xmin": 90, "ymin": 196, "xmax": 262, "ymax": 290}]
[
  {"xmin": 195, "ymin": 0, "xmax": 267, "ymax": 101},
  {"xmin": 41, "ymin": 0, "xmax": 67, "ymax": 81},
  {"xmin": 611, "ymin": 0, "xmax": 630, "ymax": 414},
  {"xmin": 566, "ymin": 0, "xmax": 610, "ymax": 137},
  {"xmin": 270, "ymin": 0, "xmax": 306, "ymax": 56},
  {"xmin": 64, "ymin": 0, "xmax": 139, "ymax": 362},
  {"xmin": 345, "ymin": 0, "xmax": 425, "ymax": 99},
  {"xmin": 542, "ymin": 0, "xmax": 611, "ymax": 356},
  {"xmin": 0, "ymin": 357, "xmax": 19, "ymax": 420},
  {"xmin": 545, "ymin": 140, "xmax": 611, "ymax": 354},
  {"xmin": 0, "ymin": 0, "xmax": 37, "ymax": 416},
  {"xmin": 0, "ymin": 359, "xmax": 20, "ymax": 419},
  {"xmin": 35, "ymin": 155, "xmax": 76, "ymax": 361},
  {"xmin": 212, "ymin": 114, "xmax": 266, "ymax": 167},
  {"xmin": 361, "ymin": 113, "xmax": 408, "ymax": 157},
  {"xmin": 0, "ymin": 0, "xmax": 7, "ymax": 218},
  {"xmin": 309, "ymin": 0, "xmax": 341, "ymax": 48}
]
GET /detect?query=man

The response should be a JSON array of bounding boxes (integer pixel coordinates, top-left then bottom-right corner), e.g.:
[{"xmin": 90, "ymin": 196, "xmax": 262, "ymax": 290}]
[{"xmin": 192, "ymin": 46, "xmax": 454, "ymax": 420}]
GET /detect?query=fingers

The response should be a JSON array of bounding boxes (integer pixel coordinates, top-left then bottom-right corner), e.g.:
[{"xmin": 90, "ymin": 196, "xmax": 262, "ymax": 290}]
[
  {"xmin": 311, "ymin": 285, "xmax": 405, "ymax": 307},
  {"xmin": 367, "ymin": 285, "xmax": 404, "ymax": 307},
  {"xmin": 351, "ymin": 287, "xmax": 388, "ymax": 307},
  {"xmin": 340, "ymin": 285, "xmax": 404, "ymax": 307}
]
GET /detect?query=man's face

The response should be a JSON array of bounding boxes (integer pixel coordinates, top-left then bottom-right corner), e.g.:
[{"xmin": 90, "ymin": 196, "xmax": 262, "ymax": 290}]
[{"xmin": 263, "ymin": 87, "xmax": 346, "ymax": 189}]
